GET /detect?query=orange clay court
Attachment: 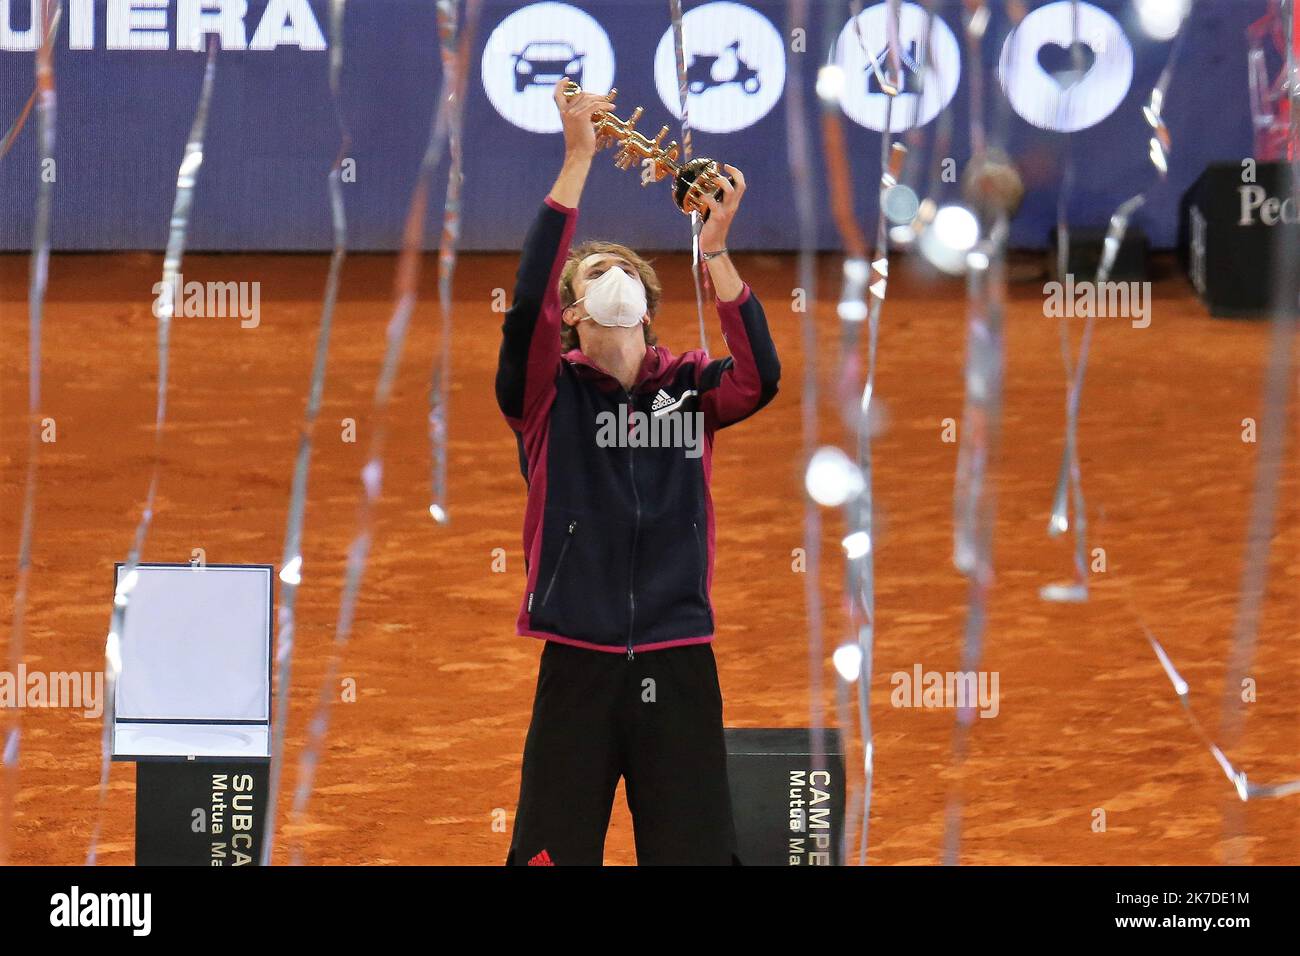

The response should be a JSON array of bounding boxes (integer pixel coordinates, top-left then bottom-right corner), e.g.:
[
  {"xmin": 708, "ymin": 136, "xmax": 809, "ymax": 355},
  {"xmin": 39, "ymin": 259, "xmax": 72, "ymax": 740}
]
[{"xmin": 1, "ymin": 248, "xmax": 1297, "ymax": 866}]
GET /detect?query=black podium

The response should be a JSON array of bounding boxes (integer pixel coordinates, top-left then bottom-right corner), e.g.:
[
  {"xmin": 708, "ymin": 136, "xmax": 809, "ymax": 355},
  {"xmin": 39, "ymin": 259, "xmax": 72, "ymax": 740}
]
[
  {"xmin": 136, "ymin": 760, "xmax": 269, "ymax": 866},
  {"xmin": 111, "ymin": 563, "xmax": 274, "ymax": 867},
  {"xmin": 1180, "ymin": 161, "xmax": 1300, "ymax": 317},
  {"xmin": 725, "ymin": 727, "xmax": 845, "ymax": 866}
]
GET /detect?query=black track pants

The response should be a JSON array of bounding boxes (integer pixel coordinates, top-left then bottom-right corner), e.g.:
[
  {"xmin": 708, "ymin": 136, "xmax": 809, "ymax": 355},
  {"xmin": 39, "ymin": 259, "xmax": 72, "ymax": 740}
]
[{"xmin": 506, "ymin": 640, "xmax": 740, "ymax": 866}]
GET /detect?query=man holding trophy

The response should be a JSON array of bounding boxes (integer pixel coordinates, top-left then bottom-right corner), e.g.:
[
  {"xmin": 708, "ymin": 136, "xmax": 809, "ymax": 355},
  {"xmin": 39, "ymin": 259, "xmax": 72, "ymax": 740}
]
[{"xmin": 497, "ymin": 80, "xmax": 780, "ymax": 865}]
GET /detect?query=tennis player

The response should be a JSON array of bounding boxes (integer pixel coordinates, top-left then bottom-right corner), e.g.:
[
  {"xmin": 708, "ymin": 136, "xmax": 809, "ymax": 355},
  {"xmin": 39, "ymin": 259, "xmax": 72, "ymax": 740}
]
[{"xmin": 497, "ymin": 81, "xmax": 780, "ymax": 865}]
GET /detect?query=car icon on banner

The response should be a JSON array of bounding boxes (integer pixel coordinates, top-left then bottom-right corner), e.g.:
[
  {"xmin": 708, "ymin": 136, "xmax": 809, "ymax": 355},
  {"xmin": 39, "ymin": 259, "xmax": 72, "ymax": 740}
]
[
  {"xmin": 513, "ymin": 41, "xmax": 585, "ymax": 92},
  {"xmin": 482, "ymin": 2, "xmax": 616, "ymax": 134}
]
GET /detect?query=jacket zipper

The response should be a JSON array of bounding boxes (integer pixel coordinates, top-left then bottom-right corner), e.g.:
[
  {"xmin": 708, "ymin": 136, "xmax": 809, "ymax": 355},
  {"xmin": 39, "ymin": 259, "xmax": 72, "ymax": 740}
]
[
  {"xmin": 626, "ymin": 388, "xmax": 640, "ymax": 660},
  {"xmin": 540, "ymin": 519, "xmax": 577, "ymax": 607},
  {"xmin": 695, "ymin": 518, "xmax": 715, "ymax": 631},
  {"xmin": 693, "ymin": 520, "xmax": 707, "ymax": 600}
]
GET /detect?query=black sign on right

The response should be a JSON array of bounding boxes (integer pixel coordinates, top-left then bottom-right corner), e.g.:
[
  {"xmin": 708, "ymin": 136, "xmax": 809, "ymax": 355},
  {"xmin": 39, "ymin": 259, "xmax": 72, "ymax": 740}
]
[{"xmin": 1180, "ymin": 161, "xmax": 1300, "ymax": 318}]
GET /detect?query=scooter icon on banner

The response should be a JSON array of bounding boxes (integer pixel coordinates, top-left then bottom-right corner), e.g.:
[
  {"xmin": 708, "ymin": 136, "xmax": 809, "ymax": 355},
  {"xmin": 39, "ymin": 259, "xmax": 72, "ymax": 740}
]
[
  {"xmin": 686, "ymin": 41, "xmax": 761, "ymax": 96},
  {"xmin": 654, "ymin": 2, "xmax": 786, "ymax": 134}
]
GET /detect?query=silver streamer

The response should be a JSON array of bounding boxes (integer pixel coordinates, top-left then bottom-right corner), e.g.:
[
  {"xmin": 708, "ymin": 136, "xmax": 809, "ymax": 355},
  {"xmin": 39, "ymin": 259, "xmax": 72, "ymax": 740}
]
[
  {"xmin": 904, "ymin": 1, "xmax": 951, "ymax": 209},
  {"xmin": 826, "ymin": 0, "xmax": 905, "ymax": 865},
  {"xmin": 784, "ymin": 0, "xmax": 831, "ymax": 859},
  {"xmin": 0, "ymin": 4, "xmax": 58, "ymax": 163},
  {"xmin": 428, "ymin": 0, "xmax": 471, "ymax": 527},
  {"xmin": 0, "ymin": 89, "xmax": 37, "ymax": 161},
  {"xmin": 260, "ymin": 0, "xmax": 351, "ymax": 866},
  {"xmin": 285, "ymin": 0, "xmax": 481, "ymax": 863},
  {"xmin": 1145, "ymin": 629, "xmax": 1300, "ymax": 805},
  {"xmin": 668, "ymin": 0, "xmax": 710, "ymax": 352},
  {"xmin": 943, "ymin": 0, "xmax": 1015, "ymax": 866},
  {"xmin": 87, "ymin": 38, "xmax": 219, "ymax": 865},
  {"xmin": 903, "ymin": 0, "xmax": 941, "ymax": 169},
  {"xmin": 1214, "ymin": 0, "xmax": 1299, "ymax": 862},
  {"xmin": 1, "ymin": 0, "xmax": 61, "ymax": 867},
  {"xmin": 1042, "ymin": 2, "xmax": 1196, "ymax": 604},
  {"xmin": 943, "ymin": 217, "xmax": 1007, "ymax": 866},
  {"xmin": 1048, "ymin": 0, "xmax": 1090, "ymax": 277},
  {"xmin": 950, "ymin": 0, "xmax": 995, "ymax": 574},
  {"xmin": 818, "ymin": 0, "xmax": 943, "ymax": 865},
  {"xmin": 1041, "ymin": 1, "xmax": 1091, "ymax": 604},
  {"xmin": 865, "ymin": 0, "xmax": 943, "ymax": 867}
]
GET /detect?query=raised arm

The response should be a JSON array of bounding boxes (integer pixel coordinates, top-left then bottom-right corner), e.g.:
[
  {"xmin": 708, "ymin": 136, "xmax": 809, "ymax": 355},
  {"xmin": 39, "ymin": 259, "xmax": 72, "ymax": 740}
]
[
  {"xmin": 695, "ymin": 165, "xmax": 781, "ymax": 429},
  {"xmin": 495, "ymin": 81, "xmax": 614, "ymax": 432}
]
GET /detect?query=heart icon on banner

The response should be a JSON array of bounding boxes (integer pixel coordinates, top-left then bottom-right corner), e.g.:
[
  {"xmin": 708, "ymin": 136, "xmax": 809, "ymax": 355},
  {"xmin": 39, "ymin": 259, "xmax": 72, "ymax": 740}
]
[{"xmin": 1036, "ymin": 41, "xmax": 1096, "ymax": 89}]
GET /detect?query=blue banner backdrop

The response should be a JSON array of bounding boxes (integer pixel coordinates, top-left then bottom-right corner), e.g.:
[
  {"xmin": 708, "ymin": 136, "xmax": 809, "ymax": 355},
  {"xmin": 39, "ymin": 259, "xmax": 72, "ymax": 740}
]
[{"xmin": 0, "ymin": 0, "xmax": 1266, "ymax": 252}]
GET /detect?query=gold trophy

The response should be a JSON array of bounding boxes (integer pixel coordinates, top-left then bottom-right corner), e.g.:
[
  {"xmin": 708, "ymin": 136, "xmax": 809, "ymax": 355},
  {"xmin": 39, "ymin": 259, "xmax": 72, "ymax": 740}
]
[{"xmin": 562, "ymin": 79, "xmax": 730, "ymax": 220}]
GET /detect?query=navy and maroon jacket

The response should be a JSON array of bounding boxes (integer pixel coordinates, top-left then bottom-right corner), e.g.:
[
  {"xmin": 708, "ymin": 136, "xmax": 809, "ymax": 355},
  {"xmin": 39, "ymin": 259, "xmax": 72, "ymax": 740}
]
[{"xmin": 496, "ymin": 196, "xmax": 780, "ymax": 656}]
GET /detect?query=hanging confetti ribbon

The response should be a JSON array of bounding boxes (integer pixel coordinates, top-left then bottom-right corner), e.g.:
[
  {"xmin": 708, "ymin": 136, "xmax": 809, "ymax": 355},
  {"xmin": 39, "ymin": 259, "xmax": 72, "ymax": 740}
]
[
  {"xmin": 813, "ymin": 0, "xmax": 948, "ymax": 865},
  {"xmin": 0, "ymin": 3, "xmax": 60, "ymax": 163},
  {"xmin": 1214, "ymin": 0, "xmax": 1299, "ymax": 860},
  {"xmin": 0, "ymin": 90, "xmax": 37, "ymax": 162},
  {"xmin": 668, "ymin": 0, "xmax": 710, "ymax": 351},
  {"xmin": 783, "ymin": 0, "xmax": 834, "ymax": 857},
  {"xmin": 261, "ymin": 0, "xmax": 352, "ymax": 867},
  {"xmin": 896, "ymin": 1, "xmax": 952, "ymax": 213},
  {"xmin": 1042, "ymin": 0, "xmax": 1092, "ymax": 601},
  {"xmin": 949, "ymin": 0, "xmax": 1005, "ymax": 579},
  {"xmin": 286, "ymin": 0, "xmax": 482, "ymax": 863},
  {"xmin": 427, "ymin": 0, "xmax": 476, "ymax": 527},
  {"xmin": 1144, "ymin": 628, "xmax": 1300, "ymax": 804},
  {"xmin": 1042, "ymin": 2, "xmax": 1197, "ymax": 603},
  {"xmin": 817, "ymin": 0, "xmax": 907, "ymax": 865},
  {"xmin": 86, "ymin": 37, "xmax": 219, "ymax": 865},
  {"xmin": 900, "ymin": 0, "xmax": 943, "ymax": 189},
  {"xmin": 1, "ymin": 0, "xmax": 61, "ymax": 868},
  {"xmin": 943, "ymin": 0, "xmax": 1024, "ymax": 866},
  {"xmin": 942, "ymin": 216, "xmax": 1008, "ymax": 867},
  {"xmin": 1072, "ymin": 1, "xmax": 1297, "ymax": 865}
]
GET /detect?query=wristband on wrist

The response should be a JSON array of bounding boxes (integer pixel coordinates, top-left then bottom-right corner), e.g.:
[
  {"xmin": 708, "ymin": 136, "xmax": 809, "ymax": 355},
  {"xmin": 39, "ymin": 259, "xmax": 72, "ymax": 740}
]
[{"xmin": 700, "ymin": 248, "xmax": 729, "ymax": 261}]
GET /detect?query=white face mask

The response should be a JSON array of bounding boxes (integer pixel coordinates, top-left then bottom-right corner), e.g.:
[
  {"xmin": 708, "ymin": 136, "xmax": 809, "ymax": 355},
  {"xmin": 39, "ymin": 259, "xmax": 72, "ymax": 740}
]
[{"xmin": 572, "ymin": 264, "xmax": 647, "ymax": 328}]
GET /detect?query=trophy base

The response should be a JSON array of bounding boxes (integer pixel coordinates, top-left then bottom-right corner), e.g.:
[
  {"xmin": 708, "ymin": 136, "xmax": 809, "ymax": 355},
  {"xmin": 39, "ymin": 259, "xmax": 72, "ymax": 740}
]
[{"xmin": 673, "ymin": 157, "xmax": 732, "ymax": 221}]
